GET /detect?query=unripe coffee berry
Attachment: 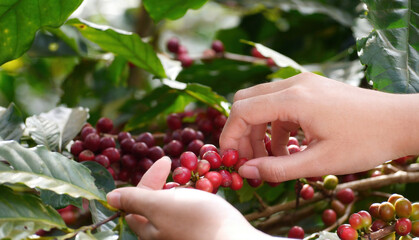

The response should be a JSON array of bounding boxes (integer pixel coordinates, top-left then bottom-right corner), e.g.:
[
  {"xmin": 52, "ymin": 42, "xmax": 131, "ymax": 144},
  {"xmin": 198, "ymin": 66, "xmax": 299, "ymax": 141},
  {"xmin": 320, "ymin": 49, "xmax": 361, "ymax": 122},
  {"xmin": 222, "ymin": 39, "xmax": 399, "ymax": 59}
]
[
  {"xmin": 323, "ymin": 175, "xmax": 338, "ymax": 190},
  {"xmin": 379, "ymin": 202, "xmax": 395, "ymax": 222},
  {"xmin": 395, "ymin": 198, "xmax": 412, "ymax": 218}
]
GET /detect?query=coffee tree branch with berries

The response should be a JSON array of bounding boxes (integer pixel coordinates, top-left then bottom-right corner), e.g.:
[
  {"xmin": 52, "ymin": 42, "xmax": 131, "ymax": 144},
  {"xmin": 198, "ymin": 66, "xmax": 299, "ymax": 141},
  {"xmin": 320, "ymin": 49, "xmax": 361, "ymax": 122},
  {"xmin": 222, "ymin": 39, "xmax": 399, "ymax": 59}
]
[{"xmin": 0, "ymin": 0, "xmax": 418, "ymax": 240}]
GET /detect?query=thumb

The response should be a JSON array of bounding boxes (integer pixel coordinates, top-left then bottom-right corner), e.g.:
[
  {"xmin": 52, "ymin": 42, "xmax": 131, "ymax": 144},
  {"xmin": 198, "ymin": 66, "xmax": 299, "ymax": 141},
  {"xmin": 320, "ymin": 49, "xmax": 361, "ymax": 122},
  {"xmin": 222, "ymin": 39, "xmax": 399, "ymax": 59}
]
[{"xmin": 238, "ymin": 142, "xmax": 329, "ymax": 182}]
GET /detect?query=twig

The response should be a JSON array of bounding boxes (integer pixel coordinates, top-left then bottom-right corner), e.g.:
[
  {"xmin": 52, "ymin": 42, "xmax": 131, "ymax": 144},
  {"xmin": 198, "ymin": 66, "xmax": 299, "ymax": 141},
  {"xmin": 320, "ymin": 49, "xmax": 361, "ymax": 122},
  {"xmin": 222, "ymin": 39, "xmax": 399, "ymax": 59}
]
[
  {"xmin": 254, "ymin": 192, "xmax": 269, "ymax": 210},
  {"xmin": 364, "ymin": 224, "xmax": 396, "ymax": 240},
  {"xmin": 91, "ymin": 211, "xmax": 121, "ymax": 231},
  {"xmin": 245, "ymin": 171, "xmax": 419, "ymax": 221}
]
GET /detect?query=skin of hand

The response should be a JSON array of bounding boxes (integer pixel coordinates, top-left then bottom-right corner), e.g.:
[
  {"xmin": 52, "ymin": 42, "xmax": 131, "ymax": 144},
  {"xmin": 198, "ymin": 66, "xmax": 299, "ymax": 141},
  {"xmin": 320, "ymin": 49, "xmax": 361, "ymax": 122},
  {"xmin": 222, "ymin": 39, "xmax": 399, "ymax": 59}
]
[
  {"xmin": 106, "ymin": 157, "xmax": 275, "ymax": 240},
  {"xmin": 220, "ymin": 72, "xmax": 419, "ymax": 183}
]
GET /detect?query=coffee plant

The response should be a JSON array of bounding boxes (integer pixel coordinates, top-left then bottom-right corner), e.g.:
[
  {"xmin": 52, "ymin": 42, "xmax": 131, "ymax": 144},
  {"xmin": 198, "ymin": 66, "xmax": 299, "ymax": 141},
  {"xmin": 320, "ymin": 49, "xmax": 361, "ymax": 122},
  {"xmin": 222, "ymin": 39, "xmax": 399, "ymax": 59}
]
[{"xmin": 0, "ymin": 0, "xmax": 417, "ymax": 239}]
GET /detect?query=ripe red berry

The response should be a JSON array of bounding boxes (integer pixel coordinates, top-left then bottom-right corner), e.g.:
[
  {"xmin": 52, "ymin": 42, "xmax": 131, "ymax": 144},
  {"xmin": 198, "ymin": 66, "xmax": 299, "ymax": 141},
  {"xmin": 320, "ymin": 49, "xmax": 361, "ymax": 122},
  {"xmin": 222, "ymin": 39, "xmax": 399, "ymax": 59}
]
[
  {"xmin": 96, "ymin": 117, "xmax": 113, "ymax": 133},
  {"xmin": 213, "ymin": 114, "xmax": 227, "ymax": 129},
  {"xmin": 336, "ymin": 188, "xmax": 355, "ymax": 204},
  {"xmin": 118, "ymin": 169, "xmax": 130, "ymax": 182},
  {"xmin": 204, "ymin": 171, "xmax": 222, "ymax": 189},
  {"xmin": 132, "ymin": 142, "xmax": 149, "ymax": 158},
  {"xmin": 121, "ymin": 154, "xmax": 137, "ymax": 169},
  {"xmin": 288, "ymin": 226, "xmax": 304, "ymax": 239},
  {"xmin": 167, "ymin": 37, "xmax": 180, "ymax": 53},
  {"xmin": 266, "ymin": 58, "xmax": 276, "ymax": 67},
  {"xmin": 199, "ymin": 144, "xmax": 218, "ymax": 158},
  {"xmin": 173, "ymin": 167, "xmax": 191, "ymax": 185},
  {"xmin": 83, "ymin": 133, "xmax": 100, "ymax": 152},
  {"xmin": 202, "ymin": 151, "xmax": 222, "ymax": 169},
  {"xmin": 222, "ymin": 149, "xmax": 239, "ymax": 167},
  {"xmin": 71, "ymin": 140, "xmax": 84, "ymax": 157},
  {"xmin": 178, "ymin": 54, "xmax": 193, "ymax": 68},
  {"xmin": 230, "ymin": 172, "xmax": 243, "ymax": 190},
  {"xmin": 198, "ymin": 119, "xmax": 213, "ymax": 135},
  {"xmin": 163, "ymin": 182, "xmax": 180, "ymax": 189},
  {"xmin": 137, "ymin": 158, "xmax": 154, "ymax": 172},
  {"xmin": 99, "ymin": 137, "xmax": 116, "ymax": 150},
  {"xmin": 180, "ymin": 151, "xmax": 198, "ymax": 171},
  {"xmin": 171, "ymin": 157, "xmax": 181, "ymax": 171},
  {"xmin": 94, "ymin": 154, "xmax": 110, "ymax": 168},
  {"xmin": 219, "ymin": 170, "xmax": 232, "ymax": 187},
  {"xmin": 395, "ymin": 198, "xmax": 412, "ymax": 218},
  {"xmin": 349, "ymin": 213, "xmax": 363, "ymax": 230},
  {"xmin": 130, "ymin": 171, "xmax": 143, "ymax": 185},
  {"xmin": 195, "ymin": 178, "xmax": 213, "ymax": 193},
  {"xmin": 180, "ymin": 128, "xmax": 197, "ymax": 145},
  {"xmin": 196, "ymin": 160, "xmax": 211, "ymax": 176},
  {"xmin": 117, "ymin": 132, "xmax": 131, "ymax": 143},
  {"xmin": 107, "ymin": 167, "xmax": 116, "ymax": 180},
  {"xmin": 206, "ymin": 107, "xmax": 221, "ymax": 118},
  {"xmin": 371, "ymin": 219, "xmax": 387, "ymax": 232},
  {"xmin": 395, "ymin": 218, "xmax": 412, "ymax": 236},
  {"xmin": 177, "ymin": 45, "xmax": 188, "ymax": 55},
  {"xmin": 147, "ymin": 146, "xmax": 165, "ymax": 161},
  {"xmin": 234, "ymin": 157, "xmax": 248, "ymax": 172},
  {"xmin": 164, "ymin": 140, "xmax": 184, "ymax": 157},
  {"xmin": 287, "ymin": 137, "xmax": 299, "ymax": 146},
  {"xmin": 211, "ymin": 40, "xmax": 224, "ymax": 53},
  {"xmin": 322, "ymin": 209, "xmax": 337, "ymax": 226},
  {"xmin": 81, "ymin": 126, "xmax": 97, "ymax": 141},
  {"xmin": 196, "ymin": 131, "xmax": 204, "ymax": 141},
  {"xmin": 78, "ymin": 149, "xmax": 95, "ymax": 162},
  {"xmin": 136, "ymin": 132, "xmax": 155, "ymax": 147},
  {"xmin": 342, "ymin": 174, "xmax": 358, "ymax": 183},
  {"xmin": 102, "ymin": 147, "xmax": 120, "ymax": 163},
  {"xmin": 265, "ymin": 140, "xmax": 272, "ymax": 155},
  {"xmin": 186, "ymin": 139, "xmax": 204, "ymax": 157},
  {"xmin": 287, "ymin": 144, "xmax": 300, "ymax": 154},
  {"xmin": 300, "ymin": 184, "xmax": 314, "ymax": 200},
  {"xmin": 120, "ymin": 138, "xmax": 135, "ymax": 153},
  {"xmin": 251, "ymin": 47, "xmax": 264, "ymax": 59},
  {"xmin": 247, "ymin": 178, "xmax": 263, "ymax": 188},
  {"xmin": 60, "ymin": 210, "xmax": 77, "ymax": 225},
  {"xmin": 166, "ymin": 113, "xmax": 182, "ymax": 130},
  {"xmin": 337, "ymin": 225, "xmax": 358, "ymax": 240}
]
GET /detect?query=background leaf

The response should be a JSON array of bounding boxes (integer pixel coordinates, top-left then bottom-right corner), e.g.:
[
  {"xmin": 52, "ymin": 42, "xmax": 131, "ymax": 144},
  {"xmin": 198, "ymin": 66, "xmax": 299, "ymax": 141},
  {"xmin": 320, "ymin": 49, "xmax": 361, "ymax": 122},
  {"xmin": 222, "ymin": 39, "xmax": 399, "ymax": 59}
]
[
  {"xmin": 0, "ymin": 185, "xmax": 66, "ymax": 240},
  {"xmin": 357, "ymin": 0, "xmax": 419, "ymax": 93},
  {"xmin": 0, "ymin": 141, "xmax": 106, "ymax": 201},
  {"xmin": 143, "ymin": 0, "xmax": 208, "ymax": 22},
  {"xmin": 0, "ymin": 0, "xmax": 83, "ymax": 65},
  {"xmin": 39, "ymin": 106, "xmax": 89, "ymax": 151},
  {"xmin": 40, "ymin": 190, "xmax": 83, "ymax": 210},
  {"xmin": 67, "ymin": 18, "xmax": 166, "ymax": 79},
  {"xmin": 0, "ymin": 103, "xmax": 24, "ymax": 141},
  {"xmin": 25, "ymin": 115, "xmax": 60, "ymax": 151}
]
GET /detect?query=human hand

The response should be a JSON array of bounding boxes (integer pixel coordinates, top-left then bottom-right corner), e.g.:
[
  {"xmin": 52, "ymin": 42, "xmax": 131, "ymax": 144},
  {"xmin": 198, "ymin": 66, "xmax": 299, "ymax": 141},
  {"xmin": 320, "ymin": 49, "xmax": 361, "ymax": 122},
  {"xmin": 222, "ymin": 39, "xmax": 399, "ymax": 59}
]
[
  {"xmin": 220, "ymin": 72, "xmax": 419, "ymax": 182},
  {"xmin": 106, "ymin": 157, "xmax": 274, "ymax": 240}
]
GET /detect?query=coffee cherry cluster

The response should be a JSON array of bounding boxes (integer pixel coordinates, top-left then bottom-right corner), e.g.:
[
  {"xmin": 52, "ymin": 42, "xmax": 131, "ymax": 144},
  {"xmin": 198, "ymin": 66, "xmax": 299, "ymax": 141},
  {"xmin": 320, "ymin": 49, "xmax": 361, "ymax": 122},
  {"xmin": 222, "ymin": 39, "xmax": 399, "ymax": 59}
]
[
  {"xmin": 71, "ymin": 117, "xmax": 164, "ymax": 186},
  {"xmin": 337, "ymin": 194, "xmax": 418, "ymax": 240},
  {"xmin": 164, "ymin": 148, "xmax": 246, "ymax": 193}
]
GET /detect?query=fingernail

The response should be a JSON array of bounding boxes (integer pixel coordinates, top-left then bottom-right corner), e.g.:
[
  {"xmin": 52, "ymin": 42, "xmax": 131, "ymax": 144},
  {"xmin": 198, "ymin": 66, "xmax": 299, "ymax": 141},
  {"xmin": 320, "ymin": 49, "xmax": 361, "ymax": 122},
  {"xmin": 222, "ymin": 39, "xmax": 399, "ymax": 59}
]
[
  {"xmin": 106, "ymin": 191, "xmax": 121, "ymax": 209},
  {"xmin": 239, "ymin": 165, "xmax": 260, "ymax": 179}
]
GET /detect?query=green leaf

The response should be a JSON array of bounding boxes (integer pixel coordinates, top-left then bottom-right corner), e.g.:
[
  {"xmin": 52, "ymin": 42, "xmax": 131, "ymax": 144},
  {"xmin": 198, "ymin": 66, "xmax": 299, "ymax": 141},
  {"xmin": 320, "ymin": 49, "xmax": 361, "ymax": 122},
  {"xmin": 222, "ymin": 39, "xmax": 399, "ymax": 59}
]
[
  {"xmin": 357, "ymin": 0, "xmax": 419, "ymax": 93},
  {"xmin": 236, "ymin": 180, "xmax": 256, "ymax": 203},
  {"xmin": 0, "ymin": 0, "xmax": 83, "ymax": 65},
  {"xmin": 0, "ymin": 185, "xmax": 66, "ymax": 240},
  {"xmin": 89, "ymin": 200, "xmax": 117, "ymax": 233},
  {"xmin": 67, "ymin": 18, "xmax": 166, "ymax": 78},
  {"xmin": 143, "ymin": 0, "xmax": 208, "ymax": 22},
  {"xmin": 75, "ymin": 231, "xmax": 119, "ymax": 240},
  {"xmin": 0, "ymin": 141, "xmax": 106, "ymax": 201},
  {"xmin": 40, "ymin": 190, "xmax": 83, "ymax": 210},
  {"xmin": 268, "ymin": 66, "xmax": 301, "ymax": 79},
  {"xmin": 82, "ymin": 161, "xmax": 115, "ymax": 194},
  {"xmin": 38, "ymin": 106, "xmax": 89, "ymax": 151},
  {"xmin": 117, "ymin": 218, "xmax": 137, "ymax": 240},
  {"xmin": 183, "ymin": 83, "xmax": 230, "ymax": 116},
  {"xmin": 0, "ymin": 103, "xmax": 24, "ymax": 141},
  {"xmin": 25, "ymin": 115, "xmax": 60, "ymax": 151}
]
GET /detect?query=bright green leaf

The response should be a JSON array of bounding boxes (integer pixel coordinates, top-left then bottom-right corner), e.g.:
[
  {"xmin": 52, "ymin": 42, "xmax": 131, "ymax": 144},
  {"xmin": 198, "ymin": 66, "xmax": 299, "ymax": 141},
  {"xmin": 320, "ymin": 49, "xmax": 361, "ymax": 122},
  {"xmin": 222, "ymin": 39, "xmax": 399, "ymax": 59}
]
[
  {"xmin": 40, "ymin": 190, "xmax": 83, "ymax": 210},
  {"xmin": 143, "ymin": 0, "xmax": 208, "ymax": 22},
  {"xmin": 184, "ymin": 83, "xmax": 230, "ymax": 116},
  {"xmin": 0, "ymin": 185, "xmax": 66, "ymax": 240},
  {"xmin": 0, "ymin": 103, "xmax": 24, "ymax": 141},
  {"xmin": 0, "ymin": 141, "xmax": 106, "ymax": 201},
  {"xmin": 25, "ymin": 115, "xmax": 60, "ymax": 151},
  {"xmin": 0, "ymin": 0, "xmax": 83, "ymax": 65},
  {"xmin": 358, "ymin": 0, "xmax": 419, "ymax": 93},
  {"xmin": 67, "ymin": 18, "xmax": 166, "ymax": 78}
]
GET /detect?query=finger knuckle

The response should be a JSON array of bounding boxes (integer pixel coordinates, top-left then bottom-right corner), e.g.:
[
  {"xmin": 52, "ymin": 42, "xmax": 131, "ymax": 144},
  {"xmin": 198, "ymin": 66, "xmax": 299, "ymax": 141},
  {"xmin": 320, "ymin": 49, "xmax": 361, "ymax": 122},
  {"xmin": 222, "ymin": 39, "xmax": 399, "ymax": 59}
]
[{"xmin": 233, "ymin": 89, "xmax": 247, "ymax": 102}]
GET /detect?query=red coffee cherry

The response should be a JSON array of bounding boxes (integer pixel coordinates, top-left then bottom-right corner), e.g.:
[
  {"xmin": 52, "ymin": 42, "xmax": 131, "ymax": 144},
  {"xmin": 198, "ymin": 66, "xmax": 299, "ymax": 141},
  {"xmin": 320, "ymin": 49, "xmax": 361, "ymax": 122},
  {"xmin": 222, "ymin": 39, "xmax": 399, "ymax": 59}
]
[
  {"xmin": 136, "ymin": 132, "xmax": 155, "ymax": 147},
  {"xmin": 102, "ymin": 147, "xmax": 120, "ymax": 163},
  {"xmin": 287, "ymin": 137, "xmax": 299, "ymax": 146},
  {"xmin": 167, "ymin": 37, "xmax": 180, "ymax": 53},
  {"xmin": 195, "ymin": 178, "xmax": 213, "ymax": 193},
  {"xmin": 166, "ymin": 113, "xmax": 182, "ymax": 130},
  {"xmin": 71, "ymin": 140, "xmax": 84, "ymax": 157},
  {"xmin": 173, "ymin": 167, "xmax": 191, "ymax": 185},
  {"xmin": 288, "ymin": 226, "xmax": 304, "ymax": 239},
  {"xmin": 336, "ymin": 188, "xmax": 355, "ymax": 204},
  {"xmin": 180, "ymin": 151, "xmax": 198, "ymax": 171},
  {"xmin": 199, "ymin": 144, "xmax": 218, "ymax": 158},
  {"xmin": 211, "ymin": 40, "xmax": 224, "ymax": 53},
  {"xmin": 202, "ymin": 151, "xmax": 222, "ymax": 169},
  {"xmin": 337, "ymin": 225, "xmax": 358, "ymax": 240},
  {"xmin": 137, "ymin": 158, "xmax": 154, "ymax": 172},
  {"xmin": 196, "ymin": 160, "xmax": 211, "ymax": 176},
  {"xmin": 230, "ymin": 172, "xmax": 243, "ymax": 190},
  {"xmin": 349, "ymin": 213, "xmax": 363, "ymax": 230},
  {"xmin": 322, "ymin": 209, "xmax": 337, "ymax": 226},
  {"xmin": 222, "ymin": 149, "xmax": 239, "ymax": 167},
  {"xmin": 247, "ymin": 178, "xmax": 263, "ymax": 188},
  {"xmin": 219, "ymin": 170, "xmax": 232, "ymax": 187},
  {"xmin": 186, "ymin": 139, "xmax": 204, "ymax": 157},
  {"xmin": 163, "ymin": 182, "xmax": 180, "ymax": 189},
  {"xmin": 78, "ymin": 149, "xmax": 95, "ymax": 162},
  {"xmin": 358, "ymin": 210, "xmax": 372, "ymax": 227},
  {"xmin": 300, "ymin": 184, "xmax": 314, "ymax": 200},
  {"xmin": 117, "ymin": 132, "xmax": 131, "ymax": 143},
  {"xmin": 204, "ymin": 171, "xmax": 222, "ymax": 189},
  {"xmin": 369, "ymin": 203, "xmax": 381, "ymax": 219},
  {"xmin": 83, "ymin": 133, "xmax": 100, "ymax": 152},
  {"xmin": 395, "ymin": 218, "xmax": 412, "ymax": 236},
  {"xmin": 99, "ymin": 137, "xmax": 116, "ymax": 151},
  {"xmin": 371, "ymin": 219, "xmax": 387, "ymax": 232},
  {"xmin": 132, "ymin": 141, "xmax": 149, "ymax": 158},
  {"xmin": 81, "ymin": 126, "xmax": 97, "ymax": 141},
  {"xmin": 251, "ymin": 47, "xmax": 265, "ymax": 59},
  {"xmin": 96, "ymin": 117, "xmax": 113, "ymax": 133},
  {"xmin": 147, "ymin": 146, "xmax": 165, "ymax": 161},
  {"xmin": 94, "ymin": 154, "xmax": 110, "ymax": 168}
]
